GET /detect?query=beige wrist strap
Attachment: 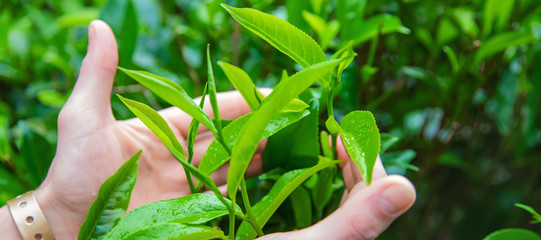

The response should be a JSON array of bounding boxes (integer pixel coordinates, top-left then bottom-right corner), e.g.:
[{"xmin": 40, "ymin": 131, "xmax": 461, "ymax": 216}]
[{"xmin": 7, "ymin": 191, "xmax": 55, "ymax": 240}]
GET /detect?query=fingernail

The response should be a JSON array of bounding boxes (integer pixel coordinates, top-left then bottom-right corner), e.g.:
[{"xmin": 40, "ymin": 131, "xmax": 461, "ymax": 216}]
[
  {"xmin": 379, "ymin": 182, "xmax": 414, "ymax": 215},
  {"xmin": 88, "ymin": 21, "xmax": 96, "ymax": 46}
]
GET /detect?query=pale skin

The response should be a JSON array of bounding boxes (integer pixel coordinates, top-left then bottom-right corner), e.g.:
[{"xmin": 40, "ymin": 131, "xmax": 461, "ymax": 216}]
[{"xmin": 0, "ymin": 20, "xmax": 416, "ymax": 240}]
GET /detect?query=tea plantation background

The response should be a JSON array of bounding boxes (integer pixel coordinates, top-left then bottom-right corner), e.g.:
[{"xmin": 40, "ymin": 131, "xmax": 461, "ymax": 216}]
[{"xmin": 1, "ymin": 0, "xmax": 540, "ymax": 239}]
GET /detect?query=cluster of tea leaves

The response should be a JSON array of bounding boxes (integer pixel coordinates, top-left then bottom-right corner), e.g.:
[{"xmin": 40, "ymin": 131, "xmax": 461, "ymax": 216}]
[{"xmin": 2, "ymin": 0, "xmax": 541, "ymax": 239}]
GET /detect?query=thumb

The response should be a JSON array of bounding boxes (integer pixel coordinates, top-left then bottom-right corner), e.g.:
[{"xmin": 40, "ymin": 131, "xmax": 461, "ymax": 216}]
[
  {"xmin": 58, "ymin": 20, "xmax": 118, "ymax": 140},
  {"xmin": 258, "ymin": 176, "xmax": 416, "ymax": 240}
]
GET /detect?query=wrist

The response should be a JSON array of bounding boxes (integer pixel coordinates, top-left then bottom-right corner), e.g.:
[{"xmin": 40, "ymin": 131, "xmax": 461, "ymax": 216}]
[{"xmin": 34, "ymin": 184, "xmax": 82, "ymax": 239}]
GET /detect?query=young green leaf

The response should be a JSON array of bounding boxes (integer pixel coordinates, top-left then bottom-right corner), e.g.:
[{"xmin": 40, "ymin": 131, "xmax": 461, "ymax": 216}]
[
  {"xmin": 330, "ymin": 41, "xmax": 356, "ymax": 84},
  {"xmin": 281, "ymin": 99, "xmax": 310, "ymax": 112},
  {"xmin": 124, "ymin": 223, "xmax": 226, "ymax": 240},
  {"xmin": 206, "ymin": 45, "xmax": 224, "ymax": 138},
  {"xmin": 227, "ymin": 59, "xmax": 342, "ymax": 198},
  {"xmin": 217, "ymin": 61, "xmax": 263, "ymax": 111},
  {"xmin": 515, "ymin": 203, "xmax": 541, "ymax": 223},
  {"xmin": 198, "ymin": 110, "xmax": 310, "ymax": 176},
  {"xmin": 117, "ymin": 96, "xmax": 224, "ymax": 202},
  {"xmin": 186, "ymin": 83, "xmax": 209, "ymax": 193},
  {"xmin": 78, "ymin": 150, "xmax": 141, "ymax": 240},
  {"xmin": 325, "ymin": 116, "xmax": 340, "ymax": 135},
  {"xmin": 340, "ymin": 111, "xmax": 380, "ymax": 185},
  {"xmin": 103, "ymin": 194, "xmax": 238, "ymax": 240},
  {"xmin": 320, "ymin": 130, "xmax": 333, "ymax": 159},
  {"xmin": 483, "ymin": 229, "xmax": 541, "ymax": 240},
  {"xmin": 118, "ymin": 95, "xmax": 185, "ymax": 159},
  {"xmin": 236, "ymin": 159, "xmax": 340, "ymax": 239},
  {"xmin": 221, "ymin": 4, "xmax": 331, "ymax": 88},
  {"xmin": 289, "ymin": 186, "xmax": 312, "ymax": 229},
  {"xmin": 117, "ymin": 67, "xmax": 216, "ymax": 134},
  {"xmin": 187, "ymin": 83, "xmax": 209, "ymax": 164}
]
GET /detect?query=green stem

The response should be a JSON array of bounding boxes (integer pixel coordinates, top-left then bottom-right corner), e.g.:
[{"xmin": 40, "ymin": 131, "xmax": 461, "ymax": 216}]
[
  {"xmin": 229, "ymin": 196, "xmax": 236, "ymax": 240},
  {"xmin": 241, "ymin": 178, "xmax": 264, "ymax": 236},
  {"xmin": 183, "ymin": 168, "xmax": 196, "ymax": 193}
]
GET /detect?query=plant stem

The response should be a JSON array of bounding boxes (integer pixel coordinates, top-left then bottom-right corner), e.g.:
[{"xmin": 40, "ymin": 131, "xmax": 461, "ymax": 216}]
[
  {"xmin": 184, "ymin": 168, "xmax": 196, "ymax": 193},
  {"xmin": 229, "ymin": 197, "xmax": 236, "ymax": 240},
  {"xmin": 241, "ymin": 178, "xmax": 264, "ymax": 236}
]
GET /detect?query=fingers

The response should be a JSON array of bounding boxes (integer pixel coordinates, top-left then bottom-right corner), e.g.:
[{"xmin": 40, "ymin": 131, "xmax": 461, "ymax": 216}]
[
  {"xmin": 58, "ymin": 20, "xmax": 118, "ymax": 141},
  {"xmin": 335, "ymin": 135, "xmax": 387, "ymax": 192},
  {"xmin": 258, "ymin": 176, "xmax": 416, "ymax": 240},
  {"xmin": 161, "ymin": 88, "xmax": 273, "ymax": 138}
]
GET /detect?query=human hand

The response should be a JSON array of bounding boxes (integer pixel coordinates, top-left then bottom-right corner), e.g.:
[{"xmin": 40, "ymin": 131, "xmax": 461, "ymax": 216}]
[
  {"xmin": 25, "ymin": 19, "xmax": 415, "ymax": 240},
  {"xmin": 32, "ymin": 20, "xmax": 263, "ymax": 239},
  {"xmin": 258, "ymin": 154, "xmax": 416, "ymax": 240}
]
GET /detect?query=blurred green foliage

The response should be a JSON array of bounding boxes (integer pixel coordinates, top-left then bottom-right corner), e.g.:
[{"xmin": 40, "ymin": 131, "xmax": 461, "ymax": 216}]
[{"xmin": 1, "ymin": 0, "xmax": 540, "ymax": 239}]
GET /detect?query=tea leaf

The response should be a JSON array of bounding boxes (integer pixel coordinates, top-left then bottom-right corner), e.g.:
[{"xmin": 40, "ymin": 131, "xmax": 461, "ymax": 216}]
[
  {"xmin": 206, "ymin": 45, "xmax": 224, "ymax": 137},
  {"xmin": 186, "ymin": 83, "xmax": 209, "ymax": 193},
  {"xmin": 320, "ymin": 130, "xmax": 333, "ymax": 159},
  {"xmin": 483, "ymin": 229, "xmax": 541, "ymax": 240},
  {"xmin": 78, "ymin": 151, "xmax": 140, "ymax": 240},
  {"xmin": 117, "ymin": 96, "xmax": 223, "ymax": 199},
  {"xmin": 124, "ymin": 223, "xmax": 225, "ymax": 240},
  {"xmin": 340, "ymin": 111, "xmax": 380, "ymax": 185},
  {"xmin": 330, "ymin": 41, "xmax": 356, "ymax": 83},
  {"xmin": 227, "ymin": 59, "xmax": 342, "ymax": 198},
  {"xmin": 515, "ymin": 203, "xmax": 541, "ymax": 223},
  {"xmin": 289, "ymin": 186, "xmax": 312, "ymax": 229},
  {"xmin": 236, "ymin": 159, "xmax": 340, "ymax": 239},
  {"xmin": 118, "ymin": 67, "xmax": 216, "ymax": 134},
  {"xmin": 198, "ymin": 109, "xmax": 310, "ymax": 176},
  {"xmin": 104, "ymin": 194, "xmax": 238, "ymax": 240},
  {"xmin": 118, "ymin": 95, "xmax": 185, "ymax": 159},
  {"xmin": 221, "ymin": 4, "xmax": 331, "ymax": 88},
  {"xmin": 188, "ymin": 83, "xmax": 209, "ymax": 164},
  {"xmin": 217, "ymin": 61, "xmax": 263, "ymax": 111}
]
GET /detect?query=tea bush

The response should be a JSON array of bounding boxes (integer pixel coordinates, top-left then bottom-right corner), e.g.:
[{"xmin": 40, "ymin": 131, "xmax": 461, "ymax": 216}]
[{"xmin": 1, "ymin": 0, "xmax": 540, "ymax": 239}]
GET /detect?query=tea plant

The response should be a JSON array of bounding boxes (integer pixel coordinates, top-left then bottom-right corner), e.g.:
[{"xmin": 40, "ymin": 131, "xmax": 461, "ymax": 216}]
[{"xmin": 77, "ymin": 4, "xmax": 385, "ymax": 239}]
